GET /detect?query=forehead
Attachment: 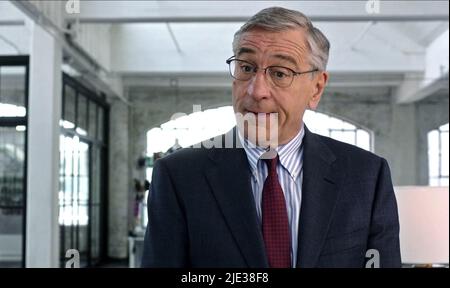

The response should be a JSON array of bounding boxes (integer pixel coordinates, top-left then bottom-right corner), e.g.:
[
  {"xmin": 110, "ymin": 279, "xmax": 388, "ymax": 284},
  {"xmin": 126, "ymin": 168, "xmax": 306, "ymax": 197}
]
[{"xmin": 236, "ymin": 28, "xmax": 309, "ymax": 66}]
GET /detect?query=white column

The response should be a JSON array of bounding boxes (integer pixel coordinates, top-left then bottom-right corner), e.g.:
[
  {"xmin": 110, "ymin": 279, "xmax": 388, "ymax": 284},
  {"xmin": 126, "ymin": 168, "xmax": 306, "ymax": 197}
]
[{"xmin": 26, "ymin": 22, "xmax": 61, "ymax": 267}]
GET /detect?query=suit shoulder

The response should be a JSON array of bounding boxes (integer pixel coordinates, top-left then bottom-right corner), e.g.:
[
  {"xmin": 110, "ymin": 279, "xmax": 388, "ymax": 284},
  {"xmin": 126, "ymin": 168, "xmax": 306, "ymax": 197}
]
[
  {"xmin": 315, "ymin": 133, "xmax": 383, "ymax": 164},
  {"xmin": 157, "ymin": 146, "xmax": 211, "ymax": 168},
  {"xmin": 157, "ymin": 130, "xmax": 237, "ymax": 168}
]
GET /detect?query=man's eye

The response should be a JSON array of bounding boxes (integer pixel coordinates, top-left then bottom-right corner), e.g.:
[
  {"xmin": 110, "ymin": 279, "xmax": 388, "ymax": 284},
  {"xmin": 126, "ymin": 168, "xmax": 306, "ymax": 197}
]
[
  {"xmin": 240, "ymin": 65, "xmax": 254, "ymax": 73},
  {"xmin": 272, "ymin": 70, "xmax": 288, "ymax": 79}
]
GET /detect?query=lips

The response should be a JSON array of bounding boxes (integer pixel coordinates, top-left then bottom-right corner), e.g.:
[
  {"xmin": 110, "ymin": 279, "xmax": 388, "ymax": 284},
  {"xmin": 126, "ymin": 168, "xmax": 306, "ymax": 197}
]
[{"xmin": 244, "ymin": 109, "xmax": 275, "ymax": 115}]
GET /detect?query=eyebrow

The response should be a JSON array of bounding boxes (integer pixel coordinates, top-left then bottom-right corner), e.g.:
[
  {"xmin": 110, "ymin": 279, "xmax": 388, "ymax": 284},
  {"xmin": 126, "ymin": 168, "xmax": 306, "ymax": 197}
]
[
  {"xmin": 237, "ymin": 48, "xmax": 299, "ymax": 68},
  {"xmin": 272, "ymin": 54, "xmax": 298, "ymax": 68},
  {"xmin": 236, "ymin": 47, "xmax": 256, "ymax": 57}
]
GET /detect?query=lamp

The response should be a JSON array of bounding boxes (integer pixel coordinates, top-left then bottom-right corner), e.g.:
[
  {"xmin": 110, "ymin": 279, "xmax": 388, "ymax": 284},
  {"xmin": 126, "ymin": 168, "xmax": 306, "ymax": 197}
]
[{"xmin": 394, "ymin": 186, "xmax": 449, "ymax": 267}]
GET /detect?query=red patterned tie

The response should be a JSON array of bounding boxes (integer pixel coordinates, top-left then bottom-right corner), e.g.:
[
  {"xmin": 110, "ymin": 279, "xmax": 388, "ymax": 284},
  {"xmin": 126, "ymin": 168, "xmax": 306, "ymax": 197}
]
[{"xmin": 262, "ymin": 156, "xmax": 291, "ymax": 268}]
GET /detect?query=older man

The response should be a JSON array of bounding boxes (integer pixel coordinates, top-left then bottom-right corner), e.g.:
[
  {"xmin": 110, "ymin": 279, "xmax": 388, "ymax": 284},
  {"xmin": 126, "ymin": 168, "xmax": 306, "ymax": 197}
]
[{"xmin": 141, "ymin": 7, "xmax": 401, "ymax": 268}]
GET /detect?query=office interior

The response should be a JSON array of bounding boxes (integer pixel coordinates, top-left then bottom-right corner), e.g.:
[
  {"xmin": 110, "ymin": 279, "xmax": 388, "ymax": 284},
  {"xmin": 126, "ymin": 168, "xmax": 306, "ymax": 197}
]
[{"xmin": 0, "ymin": 0, "xmax": 448, "ymax": 268}]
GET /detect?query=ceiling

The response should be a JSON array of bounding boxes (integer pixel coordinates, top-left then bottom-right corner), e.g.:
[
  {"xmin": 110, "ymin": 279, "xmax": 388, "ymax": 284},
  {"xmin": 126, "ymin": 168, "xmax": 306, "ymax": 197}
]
[{"xmin": 0, "ymin": 0, "xmax": 449, "ymax": 103}]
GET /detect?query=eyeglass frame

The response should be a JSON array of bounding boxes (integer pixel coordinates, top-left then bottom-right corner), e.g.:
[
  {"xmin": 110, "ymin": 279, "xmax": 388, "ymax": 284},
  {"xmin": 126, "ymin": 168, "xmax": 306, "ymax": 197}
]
[{"xmin": 225, "ymin": 56, "xmax": 319, "ymax": 88}]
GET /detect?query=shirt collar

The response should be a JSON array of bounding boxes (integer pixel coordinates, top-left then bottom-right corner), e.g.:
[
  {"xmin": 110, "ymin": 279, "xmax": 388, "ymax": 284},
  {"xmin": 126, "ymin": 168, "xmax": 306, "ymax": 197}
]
[
  {"xmin": 238, "ymin": 124, "xmax": 305, "ymax": 179},
  {"xmin": 278, "ymin": 126, "xmax": 304, "ymax": 178}
]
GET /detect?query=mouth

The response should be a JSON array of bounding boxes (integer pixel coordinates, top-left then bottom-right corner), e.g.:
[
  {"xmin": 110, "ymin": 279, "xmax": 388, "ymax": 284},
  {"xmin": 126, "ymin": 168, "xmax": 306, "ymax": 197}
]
[{"xmin": 244, "ymin": 109, "xmax": 276, "ymax": 116}]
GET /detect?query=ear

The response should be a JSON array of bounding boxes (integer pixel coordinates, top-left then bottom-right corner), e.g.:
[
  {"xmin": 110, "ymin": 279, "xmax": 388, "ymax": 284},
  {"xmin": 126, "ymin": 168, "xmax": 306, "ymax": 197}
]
[{"xmin": 308, "ymin": 71, "xmax": 328, "ymax": 110}]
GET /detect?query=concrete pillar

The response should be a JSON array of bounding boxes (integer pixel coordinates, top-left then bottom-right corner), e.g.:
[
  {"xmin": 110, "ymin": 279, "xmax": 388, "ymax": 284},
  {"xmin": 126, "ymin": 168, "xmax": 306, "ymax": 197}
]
[
  {"xmin": 26, "ymin": 22, "xmax": 61, "ymax": 267},
  {"xmin": 108, "ymin": 99, "xmax": 129, "ymax": 258},
  {"xmin": 375, "ymin": 103, "xmax": 418, "ymax": 186}
]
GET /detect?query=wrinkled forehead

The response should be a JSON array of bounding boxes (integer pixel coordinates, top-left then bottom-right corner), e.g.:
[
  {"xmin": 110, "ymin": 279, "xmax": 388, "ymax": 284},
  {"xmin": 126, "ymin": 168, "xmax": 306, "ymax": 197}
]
[{"xmin": 235, "ymin": 28, "xmax": 310, "ymax": 67}]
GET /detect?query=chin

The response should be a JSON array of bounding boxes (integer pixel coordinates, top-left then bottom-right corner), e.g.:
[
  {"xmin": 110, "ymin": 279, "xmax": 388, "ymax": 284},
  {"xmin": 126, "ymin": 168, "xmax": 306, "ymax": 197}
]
[{"xmin": 238, "ymin": 123, "xmax": 279, "ymax": 148}]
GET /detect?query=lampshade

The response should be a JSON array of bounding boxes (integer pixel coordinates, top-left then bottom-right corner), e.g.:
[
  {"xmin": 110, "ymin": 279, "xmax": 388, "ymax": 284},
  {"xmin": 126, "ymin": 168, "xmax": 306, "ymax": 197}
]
[{"xmin": 394, "ymin": 186, "xmax": 449, "ymax": 265}]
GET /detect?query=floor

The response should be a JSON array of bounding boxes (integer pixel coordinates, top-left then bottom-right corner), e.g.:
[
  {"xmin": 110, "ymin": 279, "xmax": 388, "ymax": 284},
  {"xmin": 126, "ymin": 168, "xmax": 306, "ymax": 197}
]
[{"xmin": 96, "ymin": 258, "xmax": 129, "ymax": 268}]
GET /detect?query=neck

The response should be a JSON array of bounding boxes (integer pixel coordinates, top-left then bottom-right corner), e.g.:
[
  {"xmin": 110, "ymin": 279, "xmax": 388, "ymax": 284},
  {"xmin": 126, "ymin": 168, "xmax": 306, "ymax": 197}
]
[{"xmin": 278, "ymin": 123, "xmax": 303, "ymax": 146}]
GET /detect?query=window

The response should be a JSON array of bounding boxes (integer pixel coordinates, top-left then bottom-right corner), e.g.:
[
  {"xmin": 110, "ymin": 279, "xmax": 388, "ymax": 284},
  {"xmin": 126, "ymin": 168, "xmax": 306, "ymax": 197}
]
[
  {"xmin": 428, "ymin": 123, "xmax": 449, "ymax": 186},
  {"xmin": 0, "ymin": 56, "xmax": 28, "ymax": 268},
  {"xmin": 142, "ymin": 106, "xmax": 372, "ymax": 227},
  {"xmin": 146, "ymin": 107, "xmax": 371, "ymax": 155},
  {"xmin": 59, "ymin": 135, "xmax": 89, "ymax": 226},
  {"xmin": 59, "ymin": 73, "xmax": 108, "ymax": 267},
  {"xmin": 304, "ymin": 110, "xmax": 371, "ymax": 151}
]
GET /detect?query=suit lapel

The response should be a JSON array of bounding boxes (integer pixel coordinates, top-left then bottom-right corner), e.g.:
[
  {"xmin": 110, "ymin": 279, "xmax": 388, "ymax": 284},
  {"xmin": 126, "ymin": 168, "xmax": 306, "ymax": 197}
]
[
  {"xmin": 205, "ymin": 129, "xmax": 269, "ymax": 268},
  {"xmin": 203, "ymin": 126, "xmax": 340, "ymax": 268},
  {"xmin": 297, "ymin": 127, "xmax": 340, "ymax": 268}
]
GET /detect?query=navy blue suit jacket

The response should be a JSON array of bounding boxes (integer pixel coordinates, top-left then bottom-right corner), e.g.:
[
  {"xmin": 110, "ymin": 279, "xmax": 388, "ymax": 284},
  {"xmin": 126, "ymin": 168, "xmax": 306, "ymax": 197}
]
[{"xmin": 141, "ymin": 126, "xmax": 401, "ymax": 268}]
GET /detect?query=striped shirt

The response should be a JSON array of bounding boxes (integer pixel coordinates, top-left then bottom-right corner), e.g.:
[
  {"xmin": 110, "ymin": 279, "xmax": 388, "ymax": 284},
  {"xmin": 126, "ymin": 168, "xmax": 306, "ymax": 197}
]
[{"xmin": 238, "ymin": 125, "xmax": 305, "ymax": 268}]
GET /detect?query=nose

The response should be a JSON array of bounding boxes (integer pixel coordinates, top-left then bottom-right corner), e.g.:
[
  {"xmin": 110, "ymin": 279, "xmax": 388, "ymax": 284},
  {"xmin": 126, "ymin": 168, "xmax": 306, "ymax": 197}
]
[{"xmin": 246, "ymin": 70, "xmax": 271, "ymax": 101}]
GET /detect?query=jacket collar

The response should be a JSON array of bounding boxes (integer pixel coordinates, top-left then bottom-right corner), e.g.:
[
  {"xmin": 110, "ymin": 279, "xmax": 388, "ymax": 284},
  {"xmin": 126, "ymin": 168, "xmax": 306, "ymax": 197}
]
[{"xmin": 205, "ymin": 126, "xmax": 340, "ymax": 268}]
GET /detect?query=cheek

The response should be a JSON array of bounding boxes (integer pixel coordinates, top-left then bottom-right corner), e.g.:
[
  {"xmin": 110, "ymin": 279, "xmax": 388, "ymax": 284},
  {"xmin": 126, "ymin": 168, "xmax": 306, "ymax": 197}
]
[
  {"xmin": 232, "ymin": 83, "xmax": 242, "ymax": 109},
  {"xmin": 233, "ymin": 81, "xmax": 246, "ymax": 93},
  {"xmin": 278, "ymin": 98, "xmax": 303, "ymax": 124},
  {"xmin": 232, "ymin": 82, "xmax": 246, "ymax": 102}
]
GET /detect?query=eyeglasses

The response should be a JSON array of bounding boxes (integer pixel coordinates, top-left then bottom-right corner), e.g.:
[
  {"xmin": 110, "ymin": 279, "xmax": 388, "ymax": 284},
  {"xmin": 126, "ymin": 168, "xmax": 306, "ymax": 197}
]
[{"xmin": 226, "ymin": 56, "xmax": 319, "ymax": 88}]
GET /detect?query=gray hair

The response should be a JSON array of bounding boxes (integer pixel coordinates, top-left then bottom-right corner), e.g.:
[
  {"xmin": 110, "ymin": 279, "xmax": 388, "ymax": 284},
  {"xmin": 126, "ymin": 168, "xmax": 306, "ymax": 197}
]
[{"xmin": 232, "ymin": 7, "xmax": 330, "ymax": 71}]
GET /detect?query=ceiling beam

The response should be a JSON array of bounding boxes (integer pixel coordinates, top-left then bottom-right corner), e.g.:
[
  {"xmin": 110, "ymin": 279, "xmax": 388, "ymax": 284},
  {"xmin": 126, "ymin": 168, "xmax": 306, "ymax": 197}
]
[
  {"xmin": 68, "ymin": 15, "xmax": 450, "ymax": 24},
  {"xmin": 67, "ymin": 1, "xmax": 449, "ymax": 24},
  {"xmin": 396, "ymin": 73, "xmax": 449, "ymax": 103},
  {"xmin": 396, "ymin": 29, "xmax": 449, "ymax": 103},
  {"xmin": 0, "ymin": 20, "xmax": 25, "ymax": 26}
]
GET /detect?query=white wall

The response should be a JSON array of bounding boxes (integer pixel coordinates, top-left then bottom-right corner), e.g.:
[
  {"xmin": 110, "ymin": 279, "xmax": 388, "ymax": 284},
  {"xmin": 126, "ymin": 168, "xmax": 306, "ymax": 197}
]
[
  {"xmin": 75, "ymin": 24, "xmax": 112, "ymax": 71},
  {"xmin": 395, "ymin": 186, "xmax": 449, "ymax": 264},
  {"xmin": 424, "ymin": 29, "xmax": 449, "ymax": 87},
  {"xmin": 28, "ymin": 0, "xmax": 64, "ymax": 29}
]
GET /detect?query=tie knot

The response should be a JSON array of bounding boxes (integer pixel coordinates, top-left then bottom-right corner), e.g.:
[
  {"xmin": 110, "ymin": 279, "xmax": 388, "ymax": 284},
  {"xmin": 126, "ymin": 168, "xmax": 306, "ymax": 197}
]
[{"xmin": 263, "ymin": 155, "xmax": 279, "ymax": 173}]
